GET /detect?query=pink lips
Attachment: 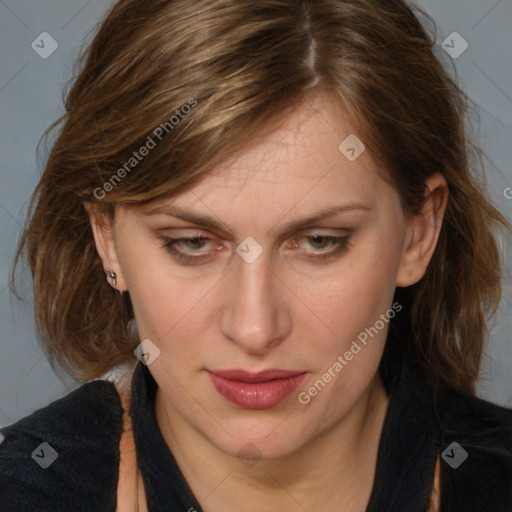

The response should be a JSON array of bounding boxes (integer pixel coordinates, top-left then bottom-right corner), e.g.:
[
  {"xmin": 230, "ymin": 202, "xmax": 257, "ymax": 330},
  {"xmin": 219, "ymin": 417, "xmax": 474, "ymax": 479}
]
[{"xmin": 207, "ymin": 369, "xmax": 307, "ymax": 409}]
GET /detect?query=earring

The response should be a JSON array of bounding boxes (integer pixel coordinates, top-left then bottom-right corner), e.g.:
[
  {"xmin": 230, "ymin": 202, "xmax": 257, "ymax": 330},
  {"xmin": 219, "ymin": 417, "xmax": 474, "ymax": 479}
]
[{"xmin": 105, "ymin": 268, "xmax": 117, "ymax": 288}]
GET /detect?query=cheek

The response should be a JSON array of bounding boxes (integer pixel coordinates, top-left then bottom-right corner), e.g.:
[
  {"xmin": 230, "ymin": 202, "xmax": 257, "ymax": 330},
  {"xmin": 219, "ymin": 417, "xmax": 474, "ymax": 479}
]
[
  {"xmin": 129, "ymin": 273, "xmax": 210, "ymax": 342},
  {"xmin": 117, "ymin": 234, "xmax": 212, "ymax": 345},
  {"xmin": 297, "ymin": 265, "xmax": 394, "ymax": 418},
  {"xmin": 127, "ymin": 273, "xmax": 213, "ymax": 383},
  {"xmin": 295, "ymin": 238, "xmax": 401, "ymax": 397},
  {"xmin": 309, "ymin": 244, "xmax": 400, "ymax": 336}
]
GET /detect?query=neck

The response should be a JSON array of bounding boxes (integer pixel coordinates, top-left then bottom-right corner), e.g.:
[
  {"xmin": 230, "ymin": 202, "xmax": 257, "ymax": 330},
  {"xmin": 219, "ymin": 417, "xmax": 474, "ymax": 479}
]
[{"xmin": 155, "ymin": 374, "xmax": 390, "ymax": 511}]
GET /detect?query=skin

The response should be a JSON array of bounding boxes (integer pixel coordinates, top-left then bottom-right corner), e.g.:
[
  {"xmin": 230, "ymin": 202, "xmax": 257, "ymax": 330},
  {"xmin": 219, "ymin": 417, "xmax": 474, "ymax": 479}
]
[{"xmin": 86, "ymin": 92, "xmax": 448, "ymax": 511}]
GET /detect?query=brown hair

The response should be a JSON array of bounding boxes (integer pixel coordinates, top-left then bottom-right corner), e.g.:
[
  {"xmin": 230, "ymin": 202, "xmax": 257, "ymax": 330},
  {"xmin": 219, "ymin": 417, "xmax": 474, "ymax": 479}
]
[{"xmin": 11, "ymin": 0, "xmax": 511, "ymax": 394}]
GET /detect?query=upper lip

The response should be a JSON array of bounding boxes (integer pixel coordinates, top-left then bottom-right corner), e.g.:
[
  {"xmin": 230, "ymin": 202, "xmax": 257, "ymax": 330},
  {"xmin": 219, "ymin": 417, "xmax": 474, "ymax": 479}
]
[{"xmin": 208, "ymin": 369, "xmax": 306, "ymax": 383}]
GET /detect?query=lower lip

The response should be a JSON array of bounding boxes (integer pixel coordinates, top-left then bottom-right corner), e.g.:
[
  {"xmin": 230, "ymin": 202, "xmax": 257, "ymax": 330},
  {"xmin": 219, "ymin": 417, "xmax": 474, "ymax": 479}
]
[{"xmin": 208, "ymin": 372, "xmax": 307, "ymax": 410}]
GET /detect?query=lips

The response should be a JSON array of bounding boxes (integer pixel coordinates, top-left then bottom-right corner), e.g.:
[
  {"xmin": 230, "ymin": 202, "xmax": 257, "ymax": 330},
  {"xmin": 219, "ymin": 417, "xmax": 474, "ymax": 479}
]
[{"xmin": 207, "ymin": 369, "xmax": 307, "ymax": 410}]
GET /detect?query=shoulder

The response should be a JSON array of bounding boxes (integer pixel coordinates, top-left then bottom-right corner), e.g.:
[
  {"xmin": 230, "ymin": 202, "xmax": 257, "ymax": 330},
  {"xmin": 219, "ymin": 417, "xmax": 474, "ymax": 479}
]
[
  {"xmin": 0, "ymin": 379, "xmax": 123, "ymax": 512},
  {"xmin": 433, "ymin": 388, "xmax": 512, "ymax": 511},
  {"xmin": 435, "ymin": 387, "xmax": 512, "ymax": 445}
]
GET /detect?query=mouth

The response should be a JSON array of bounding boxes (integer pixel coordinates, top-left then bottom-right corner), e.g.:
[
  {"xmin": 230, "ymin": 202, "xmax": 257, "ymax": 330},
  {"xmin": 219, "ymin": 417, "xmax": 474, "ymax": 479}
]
[{"xmin": 207, "ymin": 369, "xmax": 307, "ymax": 410}]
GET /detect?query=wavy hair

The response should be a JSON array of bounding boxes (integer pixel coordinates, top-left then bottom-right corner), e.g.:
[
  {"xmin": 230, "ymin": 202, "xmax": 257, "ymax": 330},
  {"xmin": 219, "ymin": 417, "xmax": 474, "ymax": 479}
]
[{"xmin": 11, "ymin": 0, "xmax": 511, "ymax": 393}]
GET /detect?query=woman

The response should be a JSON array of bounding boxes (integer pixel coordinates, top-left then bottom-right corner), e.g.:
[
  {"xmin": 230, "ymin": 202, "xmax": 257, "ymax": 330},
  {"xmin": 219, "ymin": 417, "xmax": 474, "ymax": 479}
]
[{"xmin": 1, "ymin": 0, "xmax": 511, "ymax": 510}]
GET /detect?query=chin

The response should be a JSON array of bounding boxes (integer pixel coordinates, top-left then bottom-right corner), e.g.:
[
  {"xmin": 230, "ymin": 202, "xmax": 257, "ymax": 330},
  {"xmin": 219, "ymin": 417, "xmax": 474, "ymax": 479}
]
[{"xmin": 207, "ymin": 417, "xmax": 311, "ymax": 462}]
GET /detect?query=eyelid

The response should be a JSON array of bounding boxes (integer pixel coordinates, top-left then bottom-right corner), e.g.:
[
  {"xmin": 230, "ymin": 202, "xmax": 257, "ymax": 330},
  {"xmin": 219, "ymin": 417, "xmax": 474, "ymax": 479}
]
[
  {"xmin": 159, "ymin": 235, "xmax": 219, "ymax": 265},
  {"xmin": 159, "ymin": 234, "xmax": 221, "ymax": 252},
  {"xmin": 159, "ymin": 230, "xmax": 351, "ymax": 265},
  {"xmin": 291, "ymin": 234, "xmax": 350, "ymax": 259},
  {"xmin": 158, "ymin": 228, "xmax": 350, "ymax": 243}
]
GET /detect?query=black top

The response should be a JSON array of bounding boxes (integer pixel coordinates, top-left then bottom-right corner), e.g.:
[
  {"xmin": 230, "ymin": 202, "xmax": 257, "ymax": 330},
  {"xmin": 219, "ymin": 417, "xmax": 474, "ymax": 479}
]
[{"xmin": 1, "ymin": 352, "xmax": 511, "ymax": 511}]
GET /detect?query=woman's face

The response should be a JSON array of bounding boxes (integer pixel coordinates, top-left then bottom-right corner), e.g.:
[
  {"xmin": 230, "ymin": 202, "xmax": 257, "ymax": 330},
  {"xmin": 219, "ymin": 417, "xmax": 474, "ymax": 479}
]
[{"xmin": 94, "ymin": 93, "xmax": 442, "ymax": 460}]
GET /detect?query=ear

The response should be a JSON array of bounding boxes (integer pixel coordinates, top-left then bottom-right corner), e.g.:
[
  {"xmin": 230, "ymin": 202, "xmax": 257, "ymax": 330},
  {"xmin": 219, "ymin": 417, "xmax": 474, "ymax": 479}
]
[
  {"xmin": 83, "ymin": 202, "xmax": 128, "ymax": 292},
  {"xmin": 396, "ymin": 173, "xmax": 449, "ymax": 287}
]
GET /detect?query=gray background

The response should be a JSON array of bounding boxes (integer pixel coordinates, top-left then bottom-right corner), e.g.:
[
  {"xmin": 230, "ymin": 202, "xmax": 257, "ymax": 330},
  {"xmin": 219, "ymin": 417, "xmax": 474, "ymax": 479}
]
[{"xmin": 1, "ymin": 0, "xmax": 511, "ymax": 429}]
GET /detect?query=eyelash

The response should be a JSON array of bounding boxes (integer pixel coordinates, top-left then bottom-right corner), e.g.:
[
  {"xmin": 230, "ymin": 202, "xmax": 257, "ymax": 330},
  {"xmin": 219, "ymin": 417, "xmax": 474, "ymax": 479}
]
[{"xmin": 159, "ymin": 234, "xmax": 350, "ymax": 264}]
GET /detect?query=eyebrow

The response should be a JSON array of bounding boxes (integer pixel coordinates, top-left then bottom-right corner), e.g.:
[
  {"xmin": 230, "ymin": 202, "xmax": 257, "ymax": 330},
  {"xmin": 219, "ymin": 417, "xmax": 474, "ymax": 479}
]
[{"xmin": 146, "ymin": 202, "xmax": 372, "ymax": 234}]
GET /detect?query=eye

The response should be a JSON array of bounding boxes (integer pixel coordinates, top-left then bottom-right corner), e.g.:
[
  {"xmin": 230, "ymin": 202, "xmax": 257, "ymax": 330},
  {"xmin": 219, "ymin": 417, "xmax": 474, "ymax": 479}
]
[
  {"xmin": 160, "ymin": 235, "xmax": 219, "ymax": 265},
  {"xmin": 290, "ymin": 234, "xmax": 350, "ymax": 260},
  {"xmin": 159, "ymin": 232, "xmax": 351, "ymax": 266}
]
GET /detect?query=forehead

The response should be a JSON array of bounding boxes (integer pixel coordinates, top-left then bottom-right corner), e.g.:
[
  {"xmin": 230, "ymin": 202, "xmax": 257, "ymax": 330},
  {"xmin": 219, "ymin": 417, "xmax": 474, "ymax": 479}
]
[{"xmin": 141, "ymin": 93, "xmax": 392, "ymax": 215}]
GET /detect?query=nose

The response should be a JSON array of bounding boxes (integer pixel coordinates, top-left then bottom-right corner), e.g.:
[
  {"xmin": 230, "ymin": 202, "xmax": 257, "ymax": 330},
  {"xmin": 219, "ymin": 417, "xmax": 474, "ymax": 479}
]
[{"xmin": 219, "ymin": 247, "xmax": 292, "ymax": 355}]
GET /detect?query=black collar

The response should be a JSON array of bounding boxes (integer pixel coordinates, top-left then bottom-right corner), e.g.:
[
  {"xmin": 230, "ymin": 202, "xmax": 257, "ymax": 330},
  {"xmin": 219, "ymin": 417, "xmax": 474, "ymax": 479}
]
[{"xmin": 129, "ymin": 353, "xmax": 440, "ymax": 511}]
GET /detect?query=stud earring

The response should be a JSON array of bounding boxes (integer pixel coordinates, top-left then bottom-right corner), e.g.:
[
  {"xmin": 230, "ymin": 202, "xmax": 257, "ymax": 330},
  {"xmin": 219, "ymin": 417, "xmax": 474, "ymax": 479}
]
[{"xmin": 105, "ymin": 268, "xmax": 117, "ymax": 288}]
